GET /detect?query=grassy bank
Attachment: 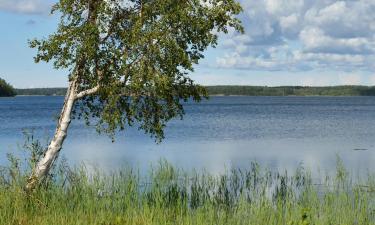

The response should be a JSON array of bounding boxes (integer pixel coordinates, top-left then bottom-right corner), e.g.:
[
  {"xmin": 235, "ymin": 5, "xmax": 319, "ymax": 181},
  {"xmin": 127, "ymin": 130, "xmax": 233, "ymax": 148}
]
[
  {"xmin": 1, "ymin": 158, "xmax": 374, "ymax": 225},
  {"xmin": 0, "ymin": 135, "xmax": 373, "ymax": 225}
]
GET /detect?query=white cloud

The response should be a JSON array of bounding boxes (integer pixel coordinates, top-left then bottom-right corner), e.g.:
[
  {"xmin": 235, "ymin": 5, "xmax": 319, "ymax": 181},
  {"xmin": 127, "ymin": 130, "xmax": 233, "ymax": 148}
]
[
  {"xmin": 264, "ymin": 0, "xmax": 304, "ymax": 16},
  {"xmin": 299, "ymin": 27, "xmax": 374, "ymax": 55},
  {"xmin": 217, "ymin": 53, "xmax": 282, "ymax": 70},
  {"xmin": 0, "ymin": 0, "xmax": 52, "ymax": 14},
  {"xmin": 217, "ymin": 0, "xmax": 375, "ymax": 72},
  {"xmin": 338, "ymin": 73, "xmax": 361, "ymax": 85},
  {"xmin": 300, "ymin": 76, "xmax": 335, "ymax": 87},
  {"xmin": 280, "ymin": 14, "xmax": 299, "ymax": 32}
]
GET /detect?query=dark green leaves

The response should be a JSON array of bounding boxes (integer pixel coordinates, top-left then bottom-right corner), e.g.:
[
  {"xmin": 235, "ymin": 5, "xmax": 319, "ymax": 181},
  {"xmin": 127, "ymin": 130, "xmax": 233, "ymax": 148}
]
[{"xmin": 0, "ymin": 78, "xmax": 16, "ymax": 97}]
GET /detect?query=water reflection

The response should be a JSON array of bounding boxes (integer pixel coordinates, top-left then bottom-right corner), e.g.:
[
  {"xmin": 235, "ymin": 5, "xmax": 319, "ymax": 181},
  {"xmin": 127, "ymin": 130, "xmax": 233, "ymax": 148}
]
[
  {"xmin": 64, "ymin": 137, "xmax": 375, "ymax": 177},
  {"xmin": 1, "ymin": 96, "xmax": 375, "ymax": 177}
]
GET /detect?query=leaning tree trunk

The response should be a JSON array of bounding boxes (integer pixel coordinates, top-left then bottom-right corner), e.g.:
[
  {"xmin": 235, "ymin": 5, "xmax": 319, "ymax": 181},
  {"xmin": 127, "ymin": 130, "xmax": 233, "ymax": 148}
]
[{"xmin": 25, "ymin": 79, "xmax": 77, "ymax": 191}]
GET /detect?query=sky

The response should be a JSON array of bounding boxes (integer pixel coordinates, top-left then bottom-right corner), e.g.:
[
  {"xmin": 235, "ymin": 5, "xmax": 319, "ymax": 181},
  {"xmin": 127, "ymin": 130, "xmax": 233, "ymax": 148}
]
[{"xmin": 0, "ymin": 0, "xmax": 375, "ymax": 88}]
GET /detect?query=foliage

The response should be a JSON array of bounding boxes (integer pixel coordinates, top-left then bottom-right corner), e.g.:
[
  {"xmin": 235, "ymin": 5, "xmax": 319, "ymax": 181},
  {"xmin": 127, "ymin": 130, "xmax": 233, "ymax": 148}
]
[
  {"xmin": 16, "ymin": 88, "xmax": 67, "ymax": 96},
  {"xmin": 1, "ymin": 137, "xmax": 374, "ymax": 224},
  {"xmin": 207, "ymin": 85, "xmax": 375, "ymax": 96},
  {"xmin": 0, "ymin": 131, "xmax": 68, "ymax": 188},
  {"xmin": 29, "ymin": 0, "xmax": 243, "ymax": 141},
  {"xmin": 0, "ymin": 78, "xmax": 16, "ymax": 97}
]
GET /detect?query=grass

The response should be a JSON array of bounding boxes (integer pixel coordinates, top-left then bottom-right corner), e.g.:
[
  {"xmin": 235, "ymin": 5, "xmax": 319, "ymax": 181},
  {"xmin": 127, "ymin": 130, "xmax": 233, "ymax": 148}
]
[{"xmin": 0, "ymin": 135, "xmax": 374, "ymax": 225}]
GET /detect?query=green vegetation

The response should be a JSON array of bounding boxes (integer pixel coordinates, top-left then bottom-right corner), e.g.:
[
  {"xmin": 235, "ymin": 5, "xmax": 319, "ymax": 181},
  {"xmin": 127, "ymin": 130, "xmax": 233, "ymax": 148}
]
[
  {"xmin": 15, "ymin": 88, "xmax": 67, "ymax": 96},
  {"xmin": 0, "ymin": 78, "xmax": 16, "ymax": 97},
  {"xmin": 24, "ymin": 0, "xmax": 243, "ymax": 190},
  {"xmin": 16, "ymin": 85, "xmax": 375, "ymax": 96},
  {"xmin": 1, "ymin": 136, "xmax": 374, "ymax": 225},
  {"xmin": 207, "ymin": 85, "xmax": 375, "ymax": 96}
]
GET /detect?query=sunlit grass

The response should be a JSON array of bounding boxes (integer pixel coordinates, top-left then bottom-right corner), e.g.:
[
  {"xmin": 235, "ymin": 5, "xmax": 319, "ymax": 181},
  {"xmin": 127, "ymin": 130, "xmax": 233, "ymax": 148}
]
[{"xmin": 0, "ymin": 135, "xmax": 374, "ymax": 225}]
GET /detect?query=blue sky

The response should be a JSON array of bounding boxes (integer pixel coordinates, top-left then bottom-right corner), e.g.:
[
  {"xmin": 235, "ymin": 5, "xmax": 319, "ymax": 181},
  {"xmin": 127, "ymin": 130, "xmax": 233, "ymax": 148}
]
[{"xmin": 1, "ymin": 0, "xmax": 375, "ymax": 88}]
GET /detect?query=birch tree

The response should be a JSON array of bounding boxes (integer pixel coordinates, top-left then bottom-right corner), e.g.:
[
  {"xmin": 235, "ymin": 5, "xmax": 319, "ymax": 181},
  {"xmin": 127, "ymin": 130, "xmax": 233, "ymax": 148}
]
[{"xmin": 26, "ymin": 0, "xmax": 243, "ymax": 191}]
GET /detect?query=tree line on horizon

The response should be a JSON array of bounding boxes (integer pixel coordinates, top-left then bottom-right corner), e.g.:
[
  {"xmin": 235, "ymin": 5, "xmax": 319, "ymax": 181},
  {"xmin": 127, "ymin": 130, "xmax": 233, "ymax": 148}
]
[
  {"xmin": 0, "ymin": 78, "xmax": 16, "ymax": 97},
  {"xmin": 208, "ymin": 85, "xmax": 375, "ymax": 96},
  {"xmin": 13, "ymin": 85, "xmax": 375, "ymax": 96}
]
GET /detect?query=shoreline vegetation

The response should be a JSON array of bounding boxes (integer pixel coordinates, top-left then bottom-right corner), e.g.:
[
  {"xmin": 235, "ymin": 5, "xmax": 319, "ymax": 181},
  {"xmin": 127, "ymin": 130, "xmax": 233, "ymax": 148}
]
[
  {"xmin": 0, "ymin": 78, "xmax": 16, "ymax": 97},
  {"xmin": 0, "ymin": 136, "xmax": 373, "ymax": 225},
  {"xmin": 2, "ymin": 151, "xmax": 375, "ymax": 224},
  {"xmin": 13, "ymin": 85, "xmax": 375, "ymax": 97}
]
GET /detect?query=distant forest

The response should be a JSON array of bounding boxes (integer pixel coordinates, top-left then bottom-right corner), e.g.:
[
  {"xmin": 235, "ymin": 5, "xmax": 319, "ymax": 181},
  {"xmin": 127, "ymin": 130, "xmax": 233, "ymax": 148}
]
[
  {"xmin": 16, "ymin": 88, "xmax": 67, "ymax": 96},
  {"xmin": 0, "ymin": 78, "xmax": 16, "ymax": 97},
  {"xmin": 14, "ymin": 86, "xmax": 375, "ymax": 96},
  {"xmin": 207, "ymin": 86, "xmax": 375, "ymax": 96}
]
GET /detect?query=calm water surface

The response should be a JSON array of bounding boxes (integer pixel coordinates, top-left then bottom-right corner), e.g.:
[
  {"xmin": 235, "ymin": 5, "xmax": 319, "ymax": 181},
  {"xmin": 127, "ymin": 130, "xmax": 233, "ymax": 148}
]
[{"xmin": 1, "ymin": 96, "xmax": 375, "ymax": 175}]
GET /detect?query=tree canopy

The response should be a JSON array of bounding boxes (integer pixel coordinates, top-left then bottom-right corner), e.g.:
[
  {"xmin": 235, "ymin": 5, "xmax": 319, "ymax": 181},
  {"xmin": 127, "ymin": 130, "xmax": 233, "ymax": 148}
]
[
  {"xmin": 0, "ymin": 78, "xmax": 16, "ymax": 97},
  {"xmin": 30, "ymin": 0, "xmax": 243, "ymax": 141}
]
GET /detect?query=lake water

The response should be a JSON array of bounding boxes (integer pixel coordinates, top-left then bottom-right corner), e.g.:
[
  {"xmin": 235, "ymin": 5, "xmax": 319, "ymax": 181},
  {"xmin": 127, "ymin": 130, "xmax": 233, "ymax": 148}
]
[{"xmin": 1, "ymin": 96, "xmax": 375, "ymax": 176}]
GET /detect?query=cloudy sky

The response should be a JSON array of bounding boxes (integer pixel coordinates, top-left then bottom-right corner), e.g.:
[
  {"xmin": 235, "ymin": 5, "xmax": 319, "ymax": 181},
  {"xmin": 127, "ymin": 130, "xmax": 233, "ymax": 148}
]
[{"xmin": 1, "ymin": 0, "xmax": 375, "ymax": 88}]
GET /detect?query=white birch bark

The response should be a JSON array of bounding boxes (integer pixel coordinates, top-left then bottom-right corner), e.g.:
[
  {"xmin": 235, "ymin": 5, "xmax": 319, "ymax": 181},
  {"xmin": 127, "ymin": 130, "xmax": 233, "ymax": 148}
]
[
  {"xmin": 26, "ymin": 79, "xmax": 77, "ymax": 191},
  {"xmin": 26, "ymin": 1, "xmax": 101, "ymax": 191}
]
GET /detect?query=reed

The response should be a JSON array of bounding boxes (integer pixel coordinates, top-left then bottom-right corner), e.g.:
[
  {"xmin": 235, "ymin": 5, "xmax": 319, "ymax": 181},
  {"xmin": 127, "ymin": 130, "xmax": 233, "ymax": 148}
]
[{"xmin": 0, "ymin": 136, "xmax": 374, "ymax": 225}]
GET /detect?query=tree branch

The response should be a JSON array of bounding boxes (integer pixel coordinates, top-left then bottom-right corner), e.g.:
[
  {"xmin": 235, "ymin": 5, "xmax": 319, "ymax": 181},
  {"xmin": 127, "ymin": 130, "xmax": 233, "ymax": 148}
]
[{"xmin": 75, "ymin": 86, "xmax": 100, "ymax": 99}]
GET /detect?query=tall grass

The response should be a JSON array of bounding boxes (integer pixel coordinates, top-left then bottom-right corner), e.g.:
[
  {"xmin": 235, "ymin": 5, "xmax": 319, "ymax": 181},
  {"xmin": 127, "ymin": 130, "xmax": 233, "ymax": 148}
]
[{"xmin": 0, "ymin": 135, "xmax": 374, "ymax": 225}]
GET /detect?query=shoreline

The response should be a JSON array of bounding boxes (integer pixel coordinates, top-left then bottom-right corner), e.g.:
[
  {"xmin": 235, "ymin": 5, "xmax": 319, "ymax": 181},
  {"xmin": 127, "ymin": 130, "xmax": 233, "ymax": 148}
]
[
  {"xmin": 13, "ymin": 86, "xmax": 375, "ymax": 97},
  {"xmin": 11, "ymin": 94, "xmax": 375, "ymax": 97}
]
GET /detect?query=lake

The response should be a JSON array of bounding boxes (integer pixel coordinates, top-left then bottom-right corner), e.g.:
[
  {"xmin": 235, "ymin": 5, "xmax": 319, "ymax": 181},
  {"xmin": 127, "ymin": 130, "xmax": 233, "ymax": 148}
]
[{"xmin": 1, "ymin": 96, "xmax": 375, "ymax": 176}]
